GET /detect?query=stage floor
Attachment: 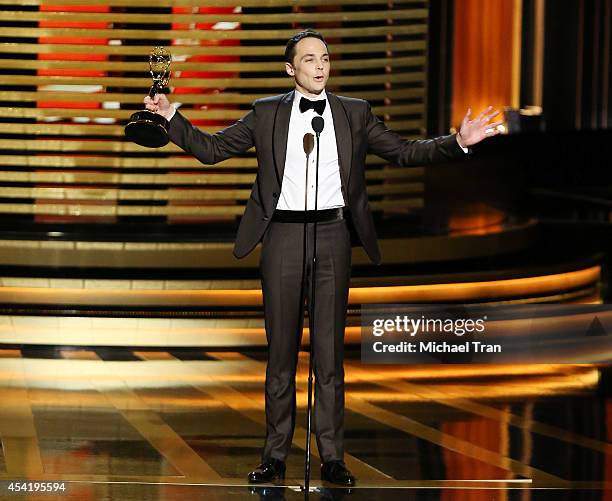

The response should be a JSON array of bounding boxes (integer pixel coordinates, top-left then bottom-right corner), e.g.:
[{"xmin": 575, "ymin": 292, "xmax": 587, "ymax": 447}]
[{"xmin": 0, "ymin": 346, "xmax": 610, "ymax": 500}]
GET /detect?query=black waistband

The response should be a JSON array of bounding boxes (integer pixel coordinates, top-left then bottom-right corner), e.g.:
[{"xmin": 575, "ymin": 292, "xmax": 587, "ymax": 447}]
[{"xmin": 272, "ymin": 208, "xmax": 346, "ymax": 223}]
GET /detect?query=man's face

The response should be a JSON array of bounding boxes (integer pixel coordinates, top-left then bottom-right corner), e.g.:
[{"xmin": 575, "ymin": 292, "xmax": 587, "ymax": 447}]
[{"xmin": 285, "ymin": 37, "xmax": 330, "ymax": 97}]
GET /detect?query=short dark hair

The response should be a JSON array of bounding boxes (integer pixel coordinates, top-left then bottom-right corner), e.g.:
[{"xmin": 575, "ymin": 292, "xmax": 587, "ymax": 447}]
[{"xmin": 284, "ymin": 29, "xmax": 328, "ymax": 64}]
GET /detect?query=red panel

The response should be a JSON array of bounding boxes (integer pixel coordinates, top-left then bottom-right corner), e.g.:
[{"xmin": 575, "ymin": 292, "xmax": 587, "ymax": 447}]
[
  {"xmin": 37, "ymin": 4, "xmax": 109, "ymax": 108},
  {"xmin": 170, "ymin": 7, "xmax": 240, "ymax": 126}
]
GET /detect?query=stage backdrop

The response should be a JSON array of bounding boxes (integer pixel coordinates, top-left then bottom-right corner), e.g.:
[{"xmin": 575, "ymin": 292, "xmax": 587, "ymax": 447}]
[{"xmin": 0, "ymin": 0, "xmax": 430, "ymax": 228}]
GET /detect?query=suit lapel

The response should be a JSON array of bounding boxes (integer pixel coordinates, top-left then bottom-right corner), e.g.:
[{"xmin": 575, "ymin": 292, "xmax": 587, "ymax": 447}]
[
  {"xmin": 272, "ymin": 90, "xmax": 294, "ymax": 187},
  {"xmin": 327, "ymin": 92, "xmax": 352, "ymax": 195}
]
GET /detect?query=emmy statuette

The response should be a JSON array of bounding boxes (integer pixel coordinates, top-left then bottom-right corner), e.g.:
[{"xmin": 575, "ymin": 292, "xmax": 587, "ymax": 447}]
[{"xmin": 125, "ymin": 47, "xmax": 172, "ymax": 148}]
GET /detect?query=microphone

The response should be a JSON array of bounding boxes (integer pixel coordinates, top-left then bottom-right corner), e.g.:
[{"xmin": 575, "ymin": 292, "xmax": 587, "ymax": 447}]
[
  {"xmin": 311, "ymin": 116, "xmax": 324, "ymax": 136},
  {"xmin": 303, "ymin": 133, "xmax": 314, "ymax": 156}
]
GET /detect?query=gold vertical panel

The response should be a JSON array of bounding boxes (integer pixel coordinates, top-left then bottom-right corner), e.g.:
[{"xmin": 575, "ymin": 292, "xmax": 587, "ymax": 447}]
[
  {"xmin": 512, "ymin": 0, "xmax": 523, "ymax": 108},
  {"xmin": 602, "ymin": 0, "xmax": 610, "ymax": 128},
  {"xmin": 0, "ymin": 1, "xmax": 428, "ymax": 222},
  {"xmin": 532, "ymin": 0, "xmax": 546, "ymax": 108}
]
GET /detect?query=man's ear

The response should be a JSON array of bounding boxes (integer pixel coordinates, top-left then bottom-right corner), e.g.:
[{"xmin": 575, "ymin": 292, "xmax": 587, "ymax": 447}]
[{"xmin": 285, "ymin": 62, "xmax": 294, "ymax": 77}]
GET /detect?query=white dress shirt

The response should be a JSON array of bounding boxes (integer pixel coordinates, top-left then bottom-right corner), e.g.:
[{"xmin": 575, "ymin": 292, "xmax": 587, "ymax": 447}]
[{"xmin": 276, "ymin": 89, "xmax": 345, "ymax": 211}]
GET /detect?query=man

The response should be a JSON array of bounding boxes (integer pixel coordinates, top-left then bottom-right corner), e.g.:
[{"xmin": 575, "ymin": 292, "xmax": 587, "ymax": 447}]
[{"xmin": 145, "ymin": 29, "xmax": 501, "ymax": 486}]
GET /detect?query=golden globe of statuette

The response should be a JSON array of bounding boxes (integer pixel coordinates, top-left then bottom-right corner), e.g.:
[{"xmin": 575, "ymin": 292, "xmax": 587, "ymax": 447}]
[{"xmin": 125, "ymin": 47, "xmax": 172, "ymax": 148}]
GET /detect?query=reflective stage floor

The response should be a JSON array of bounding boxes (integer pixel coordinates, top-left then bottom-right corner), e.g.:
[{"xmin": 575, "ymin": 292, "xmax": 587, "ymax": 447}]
[{"xmin": 0, "ymin": 346, "xmax": 610, "ymax": 500}]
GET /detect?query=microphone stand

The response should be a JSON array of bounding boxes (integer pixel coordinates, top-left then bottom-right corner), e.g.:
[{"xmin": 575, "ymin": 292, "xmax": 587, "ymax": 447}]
[
  {"xmin": 300, "ymin": 133, "xmax": 314, "ymax": 495},
  {"xmin": 304, "ymin": 116, "xmax": 324, "ymax": 495}
]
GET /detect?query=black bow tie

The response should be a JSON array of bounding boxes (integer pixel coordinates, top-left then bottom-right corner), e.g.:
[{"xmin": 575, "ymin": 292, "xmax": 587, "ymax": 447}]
[{"xmin": 299, "ymin": 96, "xmax": 326, "ymax": 115}]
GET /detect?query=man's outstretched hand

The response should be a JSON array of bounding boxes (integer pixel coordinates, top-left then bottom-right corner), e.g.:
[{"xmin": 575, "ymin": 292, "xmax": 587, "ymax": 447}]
[
  {"xmin": 144, "ymin": 93, "xmax": 174, "ymax": 121},
  {"xmin": 456, "ymin": 106, "xmax": 504, "ymax": 148}
]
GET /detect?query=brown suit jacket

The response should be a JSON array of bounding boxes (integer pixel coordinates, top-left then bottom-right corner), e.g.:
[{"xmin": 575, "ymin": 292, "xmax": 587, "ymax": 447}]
[{"xmin": 168, "ymin": 90, "xmax": 466, "ymax": 264}]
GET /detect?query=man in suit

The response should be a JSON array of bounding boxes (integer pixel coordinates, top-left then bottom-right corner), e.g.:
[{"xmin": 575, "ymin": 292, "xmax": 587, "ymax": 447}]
[{"xmin": 145, "ymin": 29, "xmax": 502, "ymax": 486}]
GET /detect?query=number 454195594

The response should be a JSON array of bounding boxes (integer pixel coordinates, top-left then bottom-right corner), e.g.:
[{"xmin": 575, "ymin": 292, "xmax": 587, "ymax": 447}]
[{"xmin": 5, "ymin": 481, "xmax": 67, "ymax": 494}]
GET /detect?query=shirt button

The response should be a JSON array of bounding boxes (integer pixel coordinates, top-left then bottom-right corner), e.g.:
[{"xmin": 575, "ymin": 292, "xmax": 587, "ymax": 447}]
[{"xmin": 272, "ymin": 192, "xmax": 278, "ymax": 198}]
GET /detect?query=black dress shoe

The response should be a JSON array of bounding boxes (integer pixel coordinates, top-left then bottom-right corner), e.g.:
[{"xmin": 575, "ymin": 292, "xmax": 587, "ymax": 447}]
[
  {"xmin": 248, "ymin": 458, "xmax": 286, "ymax": 483},
  {"xmin": 321, "ymin": 460, "xmax": 355, "ymax": 486}
]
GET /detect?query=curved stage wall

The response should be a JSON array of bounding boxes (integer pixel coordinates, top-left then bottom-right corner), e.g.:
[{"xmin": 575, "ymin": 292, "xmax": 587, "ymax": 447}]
[{"xmin": 0, "ymin": 262, "xmax": 601, "ymax": 348}]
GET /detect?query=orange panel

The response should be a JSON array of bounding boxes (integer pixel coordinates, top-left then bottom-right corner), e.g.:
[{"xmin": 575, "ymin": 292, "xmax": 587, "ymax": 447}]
[{"xmin": 452, "ymin": 0, "xmax": 516, "ymax": 127}]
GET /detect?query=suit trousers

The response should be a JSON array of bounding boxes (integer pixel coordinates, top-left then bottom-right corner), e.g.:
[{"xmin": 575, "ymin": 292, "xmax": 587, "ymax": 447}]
[{"xmin": 259, "ymin": 217, "xmax": 351, "ymax": 463}]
